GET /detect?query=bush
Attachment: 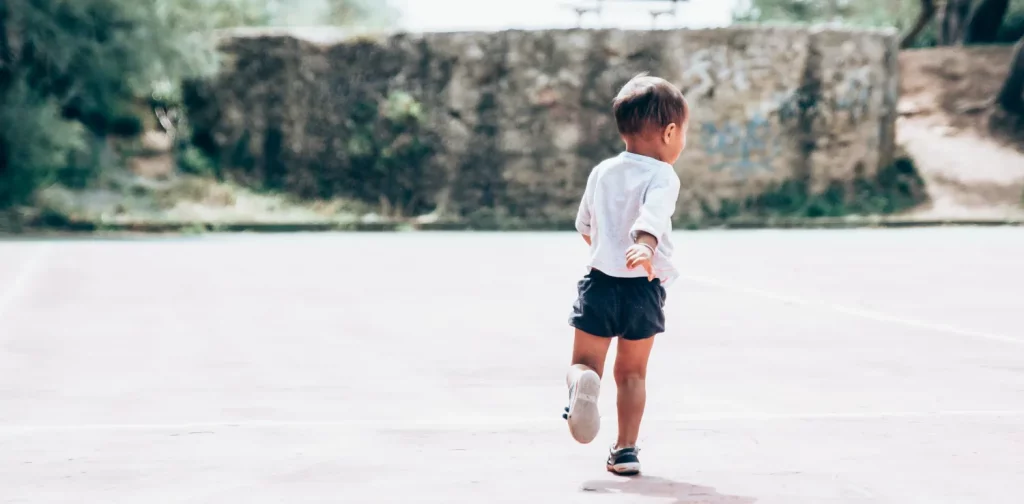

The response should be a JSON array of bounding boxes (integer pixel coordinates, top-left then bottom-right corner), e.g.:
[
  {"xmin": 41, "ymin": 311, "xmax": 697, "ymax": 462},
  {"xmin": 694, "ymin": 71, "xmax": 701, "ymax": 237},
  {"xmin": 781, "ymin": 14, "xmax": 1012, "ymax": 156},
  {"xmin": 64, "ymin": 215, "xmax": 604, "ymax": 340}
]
[
  {"xmin": 686, "ymin": 154, "xmax": 927, "ymax": 224},
  {"xmin": 0, "ymin": 82, "xmax": 88, "ymax": 207},
  {"xmin": 734, "ymin": 0, "xmax": 1024, "ymax": 49},
  {"xmin": 0, "ymin": 0, "xmax": 220, "ymax": 207},
  {"xmin": 343, "ymin": 90, "xmax": 441, "ymax": 218},
  {"xmin": 178, "ymin": 145, "xmax": 217, "ymax": 176}
]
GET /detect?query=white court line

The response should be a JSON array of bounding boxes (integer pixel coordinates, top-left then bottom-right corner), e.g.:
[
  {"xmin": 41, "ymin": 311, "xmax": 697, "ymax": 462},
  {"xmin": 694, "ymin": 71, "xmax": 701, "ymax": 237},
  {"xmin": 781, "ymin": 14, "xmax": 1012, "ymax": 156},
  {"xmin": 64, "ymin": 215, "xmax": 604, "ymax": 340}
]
[
  {"xmin": 4, "ymin": 409, "xmax": 1024, "ymax": 434},
  {"xmin": 0, "ymin": 244, "xmax": 53, "ymax": 323},
  {"xmin": 683, "ymin": 274, "xmax": 1024, "ymax": 347}
]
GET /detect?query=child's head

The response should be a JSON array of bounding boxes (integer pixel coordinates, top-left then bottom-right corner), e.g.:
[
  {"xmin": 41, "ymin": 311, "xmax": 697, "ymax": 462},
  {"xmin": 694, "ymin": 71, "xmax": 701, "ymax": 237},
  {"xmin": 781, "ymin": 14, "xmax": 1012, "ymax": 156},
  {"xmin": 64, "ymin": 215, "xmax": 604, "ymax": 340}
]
[{"xmin": 612, "ymin": 73, "xmax": 689, "ymax": 164}]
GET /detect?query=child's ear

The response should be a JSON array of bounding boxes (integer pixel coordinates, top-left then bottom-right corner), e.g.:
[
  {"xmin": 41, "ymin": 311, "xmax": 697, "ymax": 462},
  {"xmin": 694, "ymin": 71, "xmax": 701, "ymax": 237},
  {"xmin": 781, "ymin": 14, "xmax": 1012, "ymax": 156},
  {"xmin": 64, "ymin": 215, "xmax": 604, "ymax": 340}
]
[{"xmin": 662, "ymin": 123, "xmax": 677, "ymax": 144}]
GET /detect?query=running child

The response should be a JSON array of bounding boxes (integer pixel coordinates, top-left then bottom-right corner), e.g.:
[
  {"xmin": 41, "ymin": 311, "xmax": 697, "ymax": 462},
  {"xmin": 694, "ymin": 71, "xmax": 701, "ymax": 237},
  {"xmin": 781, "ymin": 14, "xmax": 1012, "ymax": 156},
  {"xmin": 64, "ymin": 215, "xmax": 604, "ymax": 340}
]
[{"xmin": 563, "ymin": 73, "xmax": 687, "ymax": 476}]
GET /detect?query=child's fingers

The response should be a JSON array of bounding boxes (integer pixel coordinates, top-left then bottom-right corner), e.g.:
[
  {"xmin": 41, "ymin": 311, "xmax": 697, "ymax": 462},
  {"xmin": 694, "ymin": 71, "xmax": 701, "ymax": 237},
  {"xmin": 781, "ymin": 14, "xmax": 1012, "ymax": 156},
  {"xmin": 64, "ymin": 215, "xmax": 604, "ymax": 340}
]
[
  {"xmin": 625, "ymin": 248, "xmax": 652, "ymax": 271},
  {"xmin": 627, "ymin": 255, "xmax": 645, "ymax": 269},
  {"xmin": 625, "ymin": 251, "xmax": 639, "ymax": 268}
]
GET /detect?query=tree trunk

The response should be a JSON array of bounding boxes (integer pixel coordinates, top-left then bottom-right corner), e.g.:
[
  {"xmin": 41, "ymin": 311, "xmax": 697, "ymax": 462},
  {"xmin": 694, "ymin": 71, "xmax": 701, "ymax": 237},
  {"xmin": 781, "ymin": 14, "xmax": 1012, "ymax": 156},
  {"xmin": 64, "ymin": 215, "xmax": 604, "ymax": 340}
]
[
  {"xmin": 0, "ymin": 1, "xmax": 24, "ymax": 93},
  {"xmin": 940, "ymin": 0, "xmax": 974, "ymax": 45},
  {"xmin": 0, "ymin": 1, "xmax": 10, "ymax": 89},
  {"xmin": 0, "ymin": 1, "xmax": 10, "ymax": 194},
  {"xmin": 997, "ymin": 38, "xmax": 1024, "ymax": 114},
  {"xmin": 901, "ymin": 0, "xmax": 937, "ymax": 49},
  {"xmin": 964, "ymin": 0, "xmax": 1010, "ymax": 44}
]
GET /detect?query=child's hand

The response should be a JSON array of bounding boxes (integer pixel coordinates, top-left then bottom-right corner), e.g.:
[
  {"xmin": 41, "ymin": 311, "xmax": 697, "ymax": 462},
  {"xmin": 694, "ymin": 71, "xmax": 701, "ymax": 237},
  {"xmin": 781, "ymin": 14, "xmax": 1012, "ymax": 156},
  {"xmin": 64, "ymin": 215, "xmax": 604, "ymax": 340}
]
[{"xmin": 625, "ymin": 243, "xmax": 655, "ymax": 281}]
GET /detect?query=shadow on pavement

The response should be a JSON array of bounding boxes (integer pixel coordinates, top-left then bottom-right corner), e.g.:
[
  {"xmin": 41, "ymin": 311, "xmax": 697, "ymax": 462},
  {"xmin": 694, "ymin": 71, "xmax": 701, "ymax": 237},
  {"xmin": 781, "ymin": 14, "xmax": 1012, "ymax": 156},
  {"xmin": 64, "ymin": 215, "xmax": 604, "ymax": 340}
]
[{"xmin": 581, "ymin": 475, "xmax": 756, "ymax": 503}]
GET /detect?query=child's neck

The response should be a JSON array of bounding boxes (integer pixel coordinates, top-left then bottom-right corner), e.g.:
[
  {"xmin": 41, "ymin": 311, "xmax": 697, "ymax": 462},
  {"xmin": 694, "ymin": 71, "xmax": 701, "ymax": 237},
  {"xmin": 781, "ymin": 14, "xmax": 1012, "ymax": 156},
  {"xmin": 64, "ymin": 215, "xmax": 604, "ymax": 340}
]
[{"xmin": 623, "ymin": 140, "xmax": 667, "ymax": 163}]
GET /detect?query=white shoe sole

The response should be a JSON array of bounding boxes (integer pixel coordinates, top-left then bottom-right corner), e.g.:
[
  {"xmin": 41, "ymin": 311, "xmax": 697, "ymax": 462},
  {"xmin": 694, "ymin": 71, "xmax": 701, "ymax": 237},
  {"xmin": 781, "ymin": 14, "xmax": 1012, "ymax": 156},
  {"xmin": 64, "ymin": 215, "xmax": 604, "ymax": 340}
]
[
  {"xmin": 607, "ymin": 461, "xmax": 642, "ymax": 476},
  {"xmin": 567, "ymin": 369, "xmax": 601, "ymax": 444}
]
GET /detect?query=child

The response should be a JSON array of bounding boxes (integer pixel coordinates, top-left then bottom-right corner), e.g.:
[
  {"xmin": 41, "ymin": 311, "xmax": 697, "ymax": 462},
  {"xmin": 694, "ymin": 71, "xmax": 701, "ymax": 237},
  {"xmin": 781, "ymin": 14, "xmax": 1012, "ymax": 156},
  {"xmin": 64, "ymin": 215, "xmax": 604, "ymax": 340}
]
[{"xmin": 562, "ymin": 73, "xmax": 687, "ymax": 476}]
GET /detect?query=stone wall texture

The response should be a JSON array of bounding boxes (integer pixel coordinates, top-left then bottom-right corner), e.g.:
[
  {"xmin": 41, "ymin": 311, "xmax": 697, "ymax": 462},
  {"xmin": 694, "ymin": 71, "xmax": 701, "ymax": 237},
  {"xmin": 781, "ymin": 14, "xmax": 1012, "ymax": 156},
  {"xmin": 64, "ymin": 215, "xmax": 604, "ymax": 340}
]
[{"xmin": 185, "ymin": 26, "xmax": 905, "ymax": 225}]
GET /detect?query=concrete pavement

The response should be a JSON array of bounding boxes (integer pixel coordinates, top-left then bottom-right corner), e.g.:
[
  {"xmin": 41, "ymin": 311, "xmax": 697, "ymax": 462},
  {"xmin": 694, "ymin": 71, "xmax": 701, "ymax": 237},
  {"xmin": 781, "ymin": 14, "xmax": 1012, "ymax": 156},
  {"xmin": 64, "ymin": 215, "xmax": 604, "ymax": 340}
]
[{"xmin": 1, "ymin": 229, "xmax": 1022, "ymax": 503}]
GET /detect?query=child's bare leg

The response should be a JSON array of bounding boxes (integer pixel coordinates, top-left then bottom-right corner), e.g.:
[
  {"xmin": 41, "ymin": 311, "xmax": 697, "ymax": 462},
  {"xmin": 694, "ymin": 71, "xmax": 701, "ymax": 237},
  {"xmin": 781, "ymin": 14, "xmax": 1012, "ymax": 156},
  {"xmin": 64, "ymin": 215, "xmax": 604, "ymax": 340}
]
[
  {"xmin": 612, "ymin": 335, "xmax": 656, "ymax": 448},
  {"xmin": 570, "ymin": 328, "xmax": 612, "ymax": 378},
  {"xmin": 565, "ymin": 328, "xmax": 612, "ymax": 444}
]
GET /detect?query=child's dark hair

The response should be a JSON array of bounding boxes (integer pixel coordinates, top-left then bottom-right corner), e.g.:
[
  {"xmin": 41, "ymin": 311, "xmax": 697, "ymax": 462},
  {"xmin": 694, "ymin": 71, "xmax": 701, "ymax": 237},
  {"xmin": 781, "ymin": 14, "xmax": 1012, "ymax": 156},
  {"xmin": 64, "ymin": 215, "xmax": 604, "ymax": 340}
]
[{"xmin": 612, "ymin": 73, "xmax": 689, "ymax": 136}]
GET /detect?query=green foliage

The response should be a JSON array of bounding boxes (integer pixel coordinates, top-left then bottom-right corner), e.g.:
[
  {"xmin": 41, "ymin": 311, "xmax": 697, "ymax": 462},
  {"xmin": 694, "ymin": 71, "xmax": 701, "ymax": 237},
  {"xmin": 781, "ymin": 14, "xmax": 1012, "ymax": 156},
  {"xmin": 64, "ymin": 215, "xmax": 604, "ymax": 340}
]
[
  {"xmin": 178, "ymin": 145, "xmax": 217, "ymax": 176},
  {"xmin": 734, "ymin": 0, "xmax": 1024, "ymax": 47},
  {"xmin": 1, "ymin": 0, "xmax": 396, "ymax": 209},
  {"xmin": 6, "ymin": 0, "xmax": 219, "ymax": 129},
  {"xmin": 734, "ymin": 0, "xmax": 916, "ymax": 27},
  {"xmin": 194, "ymin": 0, "xmax": 398, "ymax": 29},
  {"xmin": 690, "ymin": 155, "xmax": 927, "ymax": 225},
  {"xmin": 178, "ymin": 0, "xmax": 274, "ymax": 29},
  {"xmin": 323, "ymin": 0, "xmax": 397, "ymax": 28},
  {"xmin": 0, "ymin": 0, "xmax": 221, "ymax": 207},
  {"xmin": 0, "ymin": 81, "xmax": 88, "ymax": 205},
  {"xmin": 345, "ymin": 90, "xmax": 440, "ymax": 218},
  {"xmin": 997, "ymin": 1, "xmax": 1024, "ymax": 43}
]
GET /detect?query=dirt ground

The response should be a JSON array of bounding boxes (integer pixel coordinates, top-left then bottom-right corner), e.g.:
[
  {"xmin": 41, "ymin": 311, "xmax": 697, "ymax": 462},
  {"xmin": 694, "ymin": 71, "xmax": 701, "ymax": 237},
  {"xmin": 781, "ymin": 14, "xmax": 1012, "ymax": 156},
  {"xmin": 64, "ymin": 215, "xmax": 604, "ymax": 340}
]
[{"xmin": 898, "ymin": 46, "xmax": 1024, "ymax": 219}]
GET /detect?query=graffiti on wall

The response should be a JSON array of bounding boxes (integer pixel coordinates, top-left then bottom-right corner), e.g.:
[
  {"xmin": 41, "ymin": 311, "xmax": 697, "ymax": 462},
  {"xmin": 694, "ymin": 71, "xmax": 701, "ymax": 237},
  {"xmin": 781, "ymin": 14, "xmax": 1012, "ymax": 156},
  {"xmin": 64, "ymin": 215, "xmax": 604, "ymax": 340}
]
[
  {"xmin": 831, "ymin": 74, "xmax": 874, "ymax": 124},
  {"xmin": 694, "ymin": 63, "xmax": 880, "ymax": 177},
  {"xmin": 769, "ymin": 71, "xmax": 876, "ymax": 126},
  {"xmin": 700, "ymin": 113, "xmax": 782, "ymax": 176},
  {"xmin": 681, "ymin": 47, "xmax": 776, "ymax": 101}
]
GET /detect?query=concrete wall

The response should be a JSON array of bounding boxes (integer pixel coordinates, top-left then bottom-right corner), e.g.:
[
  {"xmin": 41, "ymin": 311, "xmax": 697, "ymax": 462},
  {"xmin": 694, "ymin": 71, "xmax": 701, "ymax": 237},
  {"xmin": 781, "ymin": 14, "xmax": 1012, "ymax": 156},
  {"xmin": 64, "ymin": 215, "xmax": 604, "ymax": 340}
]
[{"xmin": 185, "ymin": 26, "xmax": 904, "ymax": 224}]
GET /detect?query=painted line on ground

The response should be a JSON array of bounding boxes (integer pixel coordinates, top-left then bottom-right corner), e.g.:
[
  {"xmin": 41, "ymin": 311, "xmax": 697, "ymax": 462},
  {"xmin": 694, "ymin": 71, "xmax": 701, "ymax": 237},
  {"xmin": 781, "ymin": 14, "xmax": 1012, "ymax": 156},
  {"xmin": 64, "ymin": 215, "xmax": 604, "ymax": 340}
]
[
  {"xmin": 4, "ymin": 409, "xmax": 1024, "ymax": 434},
  {"xmin": 682, "ymin": 274, "xmax": 1024, "ymax": 347},
  {"xmin": 0, "ymin": 244, "xmax": 53, "ymax": 324}
]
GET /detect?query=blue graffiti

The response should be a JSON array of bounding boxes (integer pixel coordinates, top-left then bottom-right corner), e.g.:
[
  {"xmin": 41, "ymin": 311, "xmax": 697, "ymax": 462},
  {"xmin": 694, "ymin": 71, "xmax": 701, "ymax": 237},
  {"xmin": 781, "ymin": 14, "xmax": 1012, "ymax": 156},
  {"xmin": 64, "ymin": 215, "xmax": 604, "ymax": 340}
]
[
  {"xmin": 836, "ymin": 85, "xmax": 871, "ymax": 111},
  {"xmin": 834, "ymin": 82, "xmax": 873, "ymax": 125},
  {"xmin": 768, "ymin": 79, "xmax": 875, "ymax": 127},
  {"xmin": 700, "ymin": 113, "xmax": 781, "ymax": 175},
  {"xmin": 777, "ymin": 95, "xmax": 802, "ymax": 123}
]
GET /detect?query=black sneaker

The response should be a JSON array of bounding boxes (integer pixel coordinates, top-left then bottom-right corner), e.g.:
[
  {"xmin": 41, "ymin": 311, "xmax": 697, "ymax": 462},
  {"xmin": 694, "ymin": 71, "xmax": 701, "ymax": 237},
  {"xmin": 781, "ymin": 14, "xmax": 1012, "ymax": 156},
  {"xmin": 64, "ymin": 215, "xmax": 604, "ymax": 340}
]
[{"xmin": 606, "ymin": 445, "xmax": 641, "ymax": 476}]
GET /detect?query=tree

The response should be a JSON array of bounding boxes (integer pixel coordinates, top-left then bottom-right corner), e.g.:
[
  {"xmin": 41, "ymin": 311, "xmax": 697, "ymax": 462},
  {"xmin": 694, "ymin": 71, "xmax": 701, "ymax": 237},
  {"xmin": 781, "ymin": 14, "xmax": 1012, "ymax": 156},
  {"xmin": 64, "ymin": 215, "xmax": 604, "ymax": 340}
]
[
  {"xmin": 325, "ymin": 0, "xmax": 397, "ymax": 28},
  {"xmin": 0, "ymin": 0, "xmax": 396, "ymax": 208},
  {"xmin": 998, "ymin": 38, "xmax": 1024, "ymax": 113},
  {"xmin": 901, "ymin": 0, "xmax": 937, "ymax": 48},
  {"xmin": 940, "ymin": 0, "xmax": 974, "ymax": 44},
  {"xmin": 965, "ymin": 0, "xmax": 1012, "ymax": 43},
  {"xmin": 1, "ymin": 0, "xmax": 220, "ymax": 206},
  {"xmin": 734, "ymin": 0, "xmax": 856, "ymax": 24},
  {"xmin": 735, "ymin": 0, "xmax": 947, "ymax": 40},
  {"xmin": 734, "ymin": 0, "xmax": 1024, "ymax": 119},
  {"xmin": 209, "ymin": 0, "xmax": 396, "ymax": 29},
  {"xmin": 738, "ymin": 0, "xmax": 1020, "ymax": 48},
  {"xmin": 902, "ymin": 0, "xmax": 1011, "ymax": 47}
]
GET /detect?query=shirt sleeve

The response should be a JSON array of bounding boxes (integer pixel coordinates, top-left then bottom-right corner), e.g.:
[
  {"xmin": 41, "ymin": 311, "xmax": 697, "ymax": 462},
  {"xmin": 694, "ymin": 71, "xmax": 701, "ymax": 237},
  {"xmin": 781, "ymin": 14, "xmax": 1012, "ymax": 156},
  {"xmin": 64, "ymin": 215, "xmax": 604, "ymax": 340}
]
[
  {"xmin": 629, "ymin": 169, "xmax": 680, "ymax": 245},
  {"xmin": 575, "ymin": 167, "xmax": 598, "ymax": 235}
]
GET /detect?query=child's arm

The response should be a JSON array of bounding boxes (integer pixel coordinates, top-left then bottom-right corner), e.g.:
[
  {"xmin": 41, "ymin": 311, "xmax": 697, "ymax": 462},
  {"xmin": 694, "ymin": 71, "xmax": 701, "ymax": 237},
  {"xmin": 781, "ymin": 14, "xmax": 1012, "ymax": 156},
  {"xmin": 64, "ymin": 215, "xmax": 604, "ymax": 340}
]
[
  {"xmin": 631, "ymin": 231, "xmax": 656, "ymax": 251},
  {"xmin": 575, "ymin": 167, "xmax": 598, "ymax": 244},
  {"xmin": 630, "ymin": 170, "xmax": 681, "ymax": 247},
  {"xmin": 626, "ymin": 170, "xmax": 681, "ymax": 279}
]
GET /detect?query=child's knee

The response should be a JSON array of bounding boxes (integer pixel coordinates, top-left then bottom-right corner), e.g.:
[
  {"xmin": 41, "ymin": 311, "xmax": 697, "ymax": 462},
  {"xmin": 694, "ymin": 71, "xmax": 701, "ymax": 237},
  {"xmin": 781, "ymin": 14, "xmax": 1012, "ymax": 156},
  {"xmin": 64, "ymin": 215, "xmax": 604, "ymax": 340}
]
[{"xmin": 613, "ymin": 366, "xmax": 646, "ymax": 387}]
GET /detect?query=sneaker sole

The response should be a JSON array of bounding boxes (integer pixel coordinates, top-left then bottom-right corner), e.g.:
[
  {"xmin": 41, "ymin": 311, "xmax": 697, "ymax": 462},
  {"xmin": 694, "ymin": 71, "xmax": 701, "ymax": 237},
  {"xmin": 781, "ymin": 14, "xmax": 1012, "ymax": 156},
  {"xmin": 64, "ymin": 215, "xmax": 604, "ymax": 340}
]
[
  {"xmin": 567, "ymin": 369, "xmax": 601, "ymax": 444},
  {"xmin": 606, "ymin": 462, "xmax": 641, "ymax": 476}
]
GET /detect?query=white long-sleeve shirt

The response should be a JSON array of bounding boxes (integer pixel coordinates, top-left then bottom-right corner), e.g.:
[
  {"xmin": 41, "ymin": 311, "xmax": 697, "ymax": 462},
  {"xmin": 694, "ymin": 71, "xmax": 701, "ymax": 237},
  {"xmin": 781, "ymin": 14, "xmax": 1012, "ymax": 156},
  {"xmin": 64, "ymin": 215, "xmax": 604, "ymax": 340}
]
[{"xmin": 575, "ymin": 151, "xmax": 681, "ymax": 286}]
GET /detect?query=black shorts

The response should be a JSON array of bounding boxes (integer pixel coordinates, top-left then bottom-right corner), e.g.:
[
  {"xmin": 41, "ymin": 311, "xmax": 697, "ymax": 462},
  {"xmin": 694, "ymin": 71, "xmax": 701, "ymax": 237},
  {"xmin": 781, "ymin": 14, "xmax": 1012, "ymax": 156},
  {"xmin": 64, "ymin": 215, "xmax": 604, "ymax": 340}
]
[{"xmin": 568, "ymin": 268, "xmax": 667, "ymax": 341}]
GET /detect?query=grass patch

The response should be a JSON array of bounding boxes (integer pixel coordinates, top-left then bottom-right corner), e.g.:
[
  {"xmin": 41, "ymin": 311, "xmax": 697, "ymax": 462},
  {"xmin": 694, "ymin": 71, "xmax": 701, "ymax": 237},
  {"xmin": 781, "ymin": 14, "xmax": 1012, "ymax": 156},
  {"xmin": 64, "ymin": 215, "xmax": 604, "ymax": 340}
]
[{"xmin": 682, "ymin": 155, "xmax": 927, "ymax": 227}]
